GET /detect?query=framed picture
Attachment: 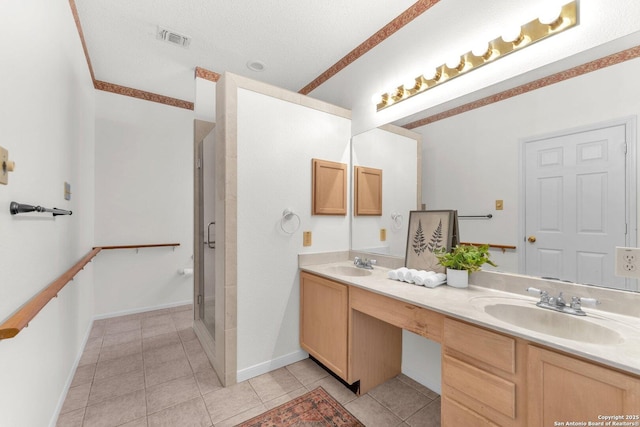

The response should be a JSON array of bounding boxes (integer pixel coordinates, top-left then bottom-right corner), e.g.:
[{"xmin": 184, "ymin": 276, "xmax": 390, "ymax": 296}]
[{"xmin": 405, "ymin": 210, "xmax": 459, "ymax": 272}]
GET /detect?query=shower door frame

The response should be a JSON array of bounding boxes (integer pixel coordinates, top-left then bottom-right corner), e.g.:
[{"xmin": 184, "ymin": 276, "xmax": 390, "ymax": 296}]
[{"xmin": 193, "ymin": 119, "xmax": 224, "ymax": 384}]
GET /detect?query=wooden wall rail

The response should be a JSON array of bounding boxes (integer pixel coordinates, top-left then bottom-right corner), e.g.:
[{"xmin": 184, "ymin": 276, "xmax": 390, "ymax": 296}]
[
  {"xmin": 0, "ymin": 243, "xmax": 180, "ymax": 340},
  {"xmin": 0, "ymin": 248, "xmax": 101, "ymax": 340},
  {"xmin": 459, "ymin": 242, "xmax": 517, "ymax": 253},
  {"xmin": 96, "ymin": 243, "xmax": 180, "ymax": 250}
]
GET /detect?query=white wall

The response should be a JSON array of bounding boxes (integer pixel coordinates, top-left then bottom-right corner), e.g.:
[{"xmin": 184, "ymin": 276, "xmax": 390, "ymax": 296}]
[
  {"xmin": 93, "ymin": 91, "xmax": 194, "ymax": 316},
  {"xmin": 402, "ymin": 332, "xmax": 441, "ymax": 395},
  {"xmin": 352, "ymin": 127, "xmax": 418, "ymax": 257},
  {"xmin": 195, "ymin": 77, "xmax": 216, "ymax": 122},
  {"xmin": 416, "ymin": 56, "xmax": 640, "ymax": 273},
  {"xmin": 236, "ymin": 88, "xmax": 351, "ymax": 378},
  {"xmin": 0, "ymin": 0, "xmax": 95, "ymax": 426}
]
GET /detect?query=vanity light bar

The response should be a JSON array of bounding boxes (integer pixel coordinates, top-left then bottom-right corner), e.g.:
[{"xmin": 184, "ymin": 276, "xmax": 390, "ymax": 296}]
[{"xmin": 376, "ymin": 0, "xmax": 578, "ymax": 112}]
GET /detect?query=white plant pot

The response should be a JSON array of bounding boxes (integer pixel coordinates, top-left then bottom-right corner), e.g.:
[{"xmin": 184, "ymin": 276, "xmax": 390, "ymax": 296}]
[{"xmin": 446, "ymin": 268, "xmax": 469, "ymax": 288}]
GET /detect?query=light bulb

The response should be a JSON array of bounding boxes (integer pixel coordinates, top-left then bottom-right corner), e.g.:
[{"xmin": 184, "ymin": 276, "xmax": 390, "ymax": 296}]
[
  {"xmin": 502, "ymin": 26, "xmax": 523, "ymax": 43},
  {"xmin": 404, "ymin": 77, "xmax": 417, "ymax": 91},
  {"xmin": 471, "ymin": 42, "xmax": 490, "ymax": 58},
  {"xmin": 445, "ymin": 56, "xmax": 462, "ymax": 70},
  {"xmin": 422, "ymin": 69, "xmax": 438, "ymax": 81},
  {"xmin": 539, "ymin": 5, "xmax": 562, "ymax": 25}
]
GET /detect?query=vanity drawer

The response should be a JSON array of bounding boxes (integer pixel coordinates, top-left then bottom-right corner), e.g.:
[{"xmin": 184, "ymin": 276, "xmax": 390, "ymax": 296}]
[
  {"xmin": 444, "ymin": 318, "xmax": 515, "ymax": 374},
  {"xmin": 349, "ymin": 287, "xmax": 443, "ymax": 342},
  {"xmin": 442, "ymin": 396, "xmax": 499, "ymax": 427},
  {"xmin": 443, "ymin": 355, "xmax": 516, "ymax": 420}
]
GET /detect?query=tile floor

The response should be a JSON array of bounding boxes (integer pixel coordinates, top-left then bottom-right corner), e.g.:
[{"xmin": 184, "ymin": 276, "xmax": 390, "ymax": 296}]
[{"xmin": 57, "ymin": 305, "xmax": 441, "ymax": 427}]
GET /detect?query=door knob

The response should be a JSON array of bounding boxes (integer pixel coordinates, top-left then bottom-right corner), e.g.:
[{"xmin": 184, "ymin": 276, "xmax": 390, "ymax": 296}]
[{"xmin": 528, "ymin": 236, "xmax": 537, "ymax": 243}]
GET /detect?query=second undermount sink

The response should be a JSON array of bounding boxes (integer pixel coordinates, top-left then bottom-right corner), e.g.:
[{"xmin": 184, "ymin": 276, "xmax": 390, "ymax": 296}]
[
  {"xmin": 324, "ymin": 265, "xmax": 373, "ymax": 277},
  {"xmin": 471, "ymin": 297, "xmax": 624, "ymax": 345}
]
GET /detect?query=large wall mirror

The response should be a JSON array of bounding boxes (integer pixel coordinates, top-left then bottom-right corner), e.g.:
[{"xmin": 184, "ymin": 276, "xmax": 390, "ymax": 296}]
[
  {"xmin": 350, "ymin": 53, "xmax": 640, "ymax": 293},
  {"xmin": 351, "ymin": 125, "xmax": 421, "ymax": 257}
]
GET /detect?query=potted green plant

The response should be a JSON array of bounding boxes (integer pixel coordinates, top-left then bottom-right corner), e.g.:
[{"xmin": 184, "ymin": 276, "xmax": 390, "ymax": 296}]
[{"xmin": 434, "ymin": 244, "xmax": 497, "ymax": 288}]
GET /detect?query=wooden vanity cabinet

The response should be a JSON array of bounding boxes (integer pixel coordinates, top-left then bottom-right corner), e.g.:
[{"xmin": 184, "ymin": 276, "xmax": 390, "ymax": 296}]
[
  {"xmin": 442, "ymin": 318, "xmax": 528, "ymax": 426},
  {"xmin": 528, "ymin": 345, "xmax": 640, "ymax": 426},
  {"xmin": 300, "ymin": 270, "xmax": 640, "ymax": 424},
  {"xmin": 299, "ymin": 272, "xmax": 349, "ymax": 380}
]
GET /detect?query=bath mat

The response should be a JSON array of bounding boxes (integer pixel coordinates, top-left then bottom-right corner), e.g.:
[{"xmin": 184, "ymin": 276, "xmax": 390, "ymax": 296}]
[{"xmin": 236, "ymin": 386, "xmax": 364, "ymax": 427}]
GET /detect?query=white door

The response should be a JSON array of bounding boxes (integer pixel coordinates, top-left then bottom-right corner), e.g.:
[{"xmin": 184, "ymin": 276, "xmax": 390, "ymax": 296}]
[{"xmin": 524, "ymin": 123, "xmax": 629, "ymax": 289}]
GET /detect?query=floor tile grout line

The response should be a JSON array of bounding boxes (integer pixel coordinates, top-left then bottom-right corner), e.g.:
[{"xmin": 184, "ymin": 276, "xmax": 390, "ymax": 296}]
[
  {"xmin": 395, "ymin": 375, "xmax": 438, "ymax": 400},
  {"xmin": 362, "ymin": 381, "xmax": 433, "ymax": 422}
]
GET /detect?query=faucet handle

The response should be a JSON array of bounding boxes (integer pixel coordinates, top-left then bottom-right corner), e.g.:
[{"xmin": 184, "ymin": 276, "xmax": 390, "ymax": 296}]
[
  {"xmin": 526, "ymin": 287, "xmax": 541, "ymax": 295},
  {"xmin": 578, "ymin": 297, "xmax": 600, "ymax": 307},
  {"xmin": 354, "ymin": 257, "xmax": 360, "ymax": 265},
  {"xmin": 526, "ymin": 287, "xmax": 545, "ymax": 296},
  {"xmin": 526, "ymin": 287, "xmax": 550, "ymax": 303},
  {"xmin": 570, "ymin": 296, "xmax": 600, "ymax": 309},
  {"xmin": 370, "ymin": 259, "xmax": 377, "ymax": 266}
]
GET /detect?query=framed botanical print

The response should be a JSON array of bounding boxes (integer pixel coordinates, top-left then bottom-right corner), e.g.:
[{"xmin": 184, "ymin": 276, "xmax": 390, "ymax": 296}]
[{"xmin": 405, "ymin": 210, "xmax": 459, "ymax": 272}]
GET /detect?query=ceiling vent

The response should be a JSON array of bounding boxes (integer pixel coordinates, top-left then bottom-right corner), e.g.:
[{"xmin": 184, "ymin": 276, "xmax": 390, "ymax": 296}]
[{"xmin": 157, "ymin": 26, "xmax": 191, "ymax": 48}]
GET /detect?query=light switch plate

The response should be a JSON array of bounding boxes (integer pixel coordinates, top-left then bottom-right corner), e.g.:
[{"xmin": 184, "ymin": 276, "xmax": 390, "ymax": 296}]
[
  {"xmin": 380, "ymin": 228, "xmax": 386, "ymax": 241},
  {"xmin": 303, "ymin": 231, "xmax": 312, "ymax": 247},
  {"xmin": 495, "ymin": 200, "xmax": 504, "ymax": 210},
  {"xmin": 64, "ymin": 182, "xmax": 71, "ymax": 200},
  {"xmin": 615, "ymin": 247, "xmax": 640, "ymax": 278},
  {"xmin": 0, "ymin": 146, "xmax": 9, "ymax": 185}
]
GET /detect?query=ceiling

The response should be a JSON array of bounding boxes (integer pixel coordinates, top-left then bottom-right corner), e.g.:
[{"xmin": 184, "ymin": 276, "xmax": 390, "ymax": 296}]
[
  {"xmin": 74, "ymin": 0, "xmax": 415, "ymax": 102},
  {"xmin": 74, "ymin": 0, "xmax": 640, "ymax": 130}
]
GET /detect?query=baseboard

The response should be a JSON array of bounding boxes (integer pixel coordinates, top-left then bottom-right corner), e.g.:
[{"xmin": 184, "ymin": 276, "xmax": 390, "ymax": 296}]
[
  {"xmin": 48, "ymin": 319, "xmax": 95, "ymax": 427},
  {"xmin": 93, "ymin": 299, "xmax": 192, "ymax": 320},
  {"xmin": 237, "ymin": 350, "xmax": 308, "ymax": 383}
]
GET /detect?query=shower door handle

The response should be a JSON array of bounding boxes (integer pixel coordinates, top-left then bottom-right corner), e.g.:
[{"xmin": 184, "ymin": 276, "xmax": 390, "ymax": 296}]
[{"xmin": 205, "ymin": 222, "xmax": 215, "ymax": 249}]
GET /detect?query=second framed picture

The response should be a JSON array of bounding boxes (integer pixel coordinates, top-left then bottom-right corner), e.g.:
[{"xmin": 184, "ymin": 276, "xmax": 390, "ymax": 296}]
[{"xmin": 405, "ymin": 210, "xmax": 459, "ymax": 272}]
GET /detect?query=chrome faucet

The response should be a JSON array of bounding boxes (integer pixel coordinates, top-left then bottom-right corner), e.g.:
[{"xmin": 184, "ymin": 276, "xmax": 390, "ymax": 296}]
[
  {"xmin": 354, "ymin": 257, "xmax": 376, "ymax": 270},
  {"xmin": 526, "ymin": 287, "xmax": 600, "ymax": 316}
]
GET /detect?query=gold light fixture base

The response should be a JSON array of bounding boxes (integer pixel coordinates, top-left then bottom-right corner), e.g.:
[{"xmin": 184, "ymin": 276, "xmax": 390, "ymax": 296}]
[{"xmin": 376, "ymin": 0, "xmax": 578, "ymax": 111}]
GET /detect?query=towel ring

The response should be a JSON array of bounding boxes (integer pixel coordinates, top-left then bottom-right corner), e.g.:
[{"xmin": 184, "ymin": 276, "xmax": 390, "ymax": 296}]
[
  {"xmin": 391, "ymin": 212, "xmax": 403, "ymax": 229},
  {"xmin": 280, "ymin": 209, "xmax": 301, "ymax": 234}
]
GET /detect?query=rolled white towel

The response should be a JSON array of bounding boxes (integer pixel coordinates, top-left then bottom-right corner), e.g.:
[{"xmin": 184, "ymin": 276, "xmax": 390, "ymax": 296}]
[
  {"xmin": 412, "ymin": 270, "xmax": 436, "ymax": 286},
  {"xmin": 395, "ymin": 267, "xmax": 410, "ymax": 282},
  {"xmin": 387, "ymin": 269, "xmax": 400, "ymax": 280},
  {"xmin": 423, "ymin": 273, "xmax": 447, "ymax": 288},
  {"xmin": 404, "ymin": 269, "xmax": 419, "ymax": 283}
]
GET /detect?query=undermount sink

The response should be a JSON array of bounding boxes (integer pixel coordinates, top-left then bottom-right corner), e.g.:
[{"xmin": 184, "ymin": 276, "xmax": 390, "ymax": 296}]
[
  {"xmin": 324, "ymin": 265, "xmax": 373, "ymax": 277},
  {"xmin": 471, "ymin": 297, "xmax": 624, "ymax": 345}
]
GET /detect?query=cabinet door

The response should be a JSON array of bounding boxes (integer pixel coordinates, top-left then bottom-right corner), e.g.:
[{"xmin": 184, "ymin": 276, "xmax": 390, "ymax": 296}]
[
  {"xmin": 528, "ymin": 346, "xmax": 640, "ymax": 426},
  {"xmin": 300, "ymin": 272, "xmax": 348, "ymax": 380}
]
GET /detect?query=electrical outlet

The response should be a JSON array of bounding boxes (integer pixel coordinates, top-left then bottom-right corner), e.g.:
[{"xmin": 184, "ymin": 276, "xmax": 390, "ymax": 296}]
[{"xmin": 615, "ymin": 247, "xmax": 640, "ymax": 278}]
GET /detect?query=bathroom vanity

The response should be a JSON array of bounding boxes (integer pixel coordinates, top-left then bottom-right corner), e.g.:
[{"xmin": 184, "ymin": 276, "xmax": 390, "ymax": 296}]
[{"xmin": 299, "ymin": 261, "xmax": 640, "ymax": 426}]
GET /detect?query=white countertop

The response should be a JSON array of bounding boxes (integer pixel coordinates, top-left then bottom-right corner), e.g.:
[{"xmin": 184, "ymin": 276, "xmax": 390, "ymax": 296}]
[{"xmin": 300, "ymin": 261, "xmax": 640, "ymax": 376}]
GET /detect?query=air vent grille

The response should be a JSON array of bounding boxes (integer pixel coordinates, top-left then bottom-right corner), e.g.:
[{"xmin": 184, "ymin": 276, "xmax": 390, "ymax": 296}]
[{"xmin": 157, "ymin": 27, "xmax": 191, "ymax": 48}]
